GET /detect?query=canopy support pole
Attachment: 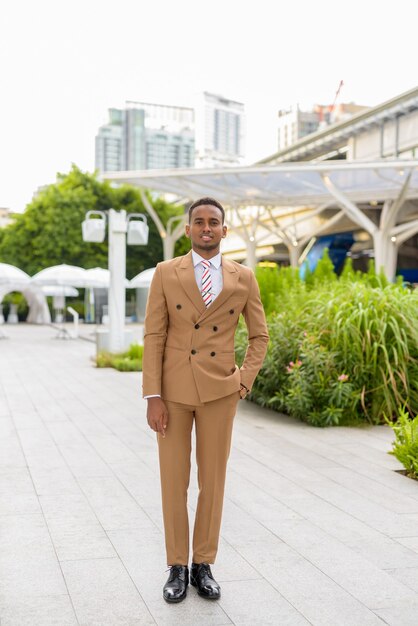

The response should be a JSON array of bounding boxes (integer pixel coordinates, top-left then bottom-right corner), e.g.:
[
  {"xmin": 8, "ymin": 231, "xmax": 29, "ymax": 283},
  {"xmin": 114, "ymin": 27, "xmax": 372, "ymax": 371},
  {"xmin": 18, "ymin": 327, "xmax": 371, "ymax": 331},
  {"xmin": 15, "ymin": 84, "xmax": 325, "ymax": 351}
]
[{"xmin": 321, "ymin": 172, "xmax": 413, "ymax": 280}]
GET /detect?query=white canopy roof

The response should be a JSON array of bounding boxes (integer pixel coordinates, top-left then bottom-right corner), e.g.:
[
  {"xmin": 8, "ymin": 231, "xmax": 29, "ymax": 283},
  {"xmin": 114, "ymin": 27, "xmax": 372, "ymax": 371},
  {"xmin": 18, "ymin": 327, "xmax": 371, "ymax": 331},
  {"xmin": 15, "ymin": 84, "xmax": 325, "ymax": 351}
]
[{"xmin": 104, "ymin": 160, "xmax": 418, "ymax": 207}]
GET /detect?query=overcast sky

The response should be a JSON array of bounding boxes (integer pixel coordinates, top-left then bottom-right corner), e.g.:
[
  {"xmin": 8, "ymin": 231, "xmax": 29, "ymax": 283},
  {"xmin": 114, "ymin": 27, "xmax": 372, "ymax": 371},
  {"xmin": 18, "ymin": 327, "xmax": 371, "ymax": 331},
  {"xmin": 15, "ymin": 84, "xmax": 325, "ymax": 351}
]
[{"xmin": 1, "ymin": 0, "xmax": 416, "ymax": 213}]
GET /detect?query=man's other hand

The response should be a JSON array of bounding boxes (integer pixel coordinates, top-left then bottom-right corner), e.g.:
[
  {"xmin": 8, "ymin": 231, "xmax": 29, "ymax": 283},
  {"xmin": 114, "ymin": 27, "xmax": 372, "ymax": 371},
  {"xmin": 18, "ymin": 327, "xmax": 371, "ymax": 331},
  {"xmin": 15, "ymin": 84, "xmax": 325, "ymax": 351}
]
[{"xmin": 147, "ymin": 397, "xmax": 169, "ymax": 437}]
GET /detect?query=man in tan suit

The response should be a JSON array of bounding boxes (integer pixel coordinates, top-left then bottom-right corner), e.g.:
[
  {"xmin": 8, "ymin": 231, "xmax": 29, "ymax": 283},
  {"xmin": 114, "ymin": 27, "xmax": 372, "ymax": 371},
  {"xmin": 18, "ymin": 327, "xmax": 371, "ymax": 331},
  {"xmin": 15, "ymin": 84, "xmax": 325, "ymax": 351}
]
[{"xmin": 143, "ymin": 197, "xmax": 268, "ymax": 603}]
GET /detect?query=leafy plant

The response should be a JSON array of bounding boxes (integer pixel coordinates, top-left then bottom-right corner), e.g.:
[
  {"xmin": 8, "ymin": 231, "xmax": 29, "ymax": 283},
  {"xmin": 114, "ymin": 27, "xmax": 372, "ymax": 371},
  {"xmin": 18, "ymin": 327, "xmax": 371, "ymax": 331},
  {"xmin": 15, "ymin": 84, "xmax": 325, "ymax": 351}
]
[
  {"xmin": 96, "ymin": 343, "xmax": 143, "ymax": 371},
  {"xmin": 387, "ymin": 407, "xmax": 418, "ymax": 479},
  {"xmin": 237, "ymin": 260, "xmax": 418, "ymax": 426}
]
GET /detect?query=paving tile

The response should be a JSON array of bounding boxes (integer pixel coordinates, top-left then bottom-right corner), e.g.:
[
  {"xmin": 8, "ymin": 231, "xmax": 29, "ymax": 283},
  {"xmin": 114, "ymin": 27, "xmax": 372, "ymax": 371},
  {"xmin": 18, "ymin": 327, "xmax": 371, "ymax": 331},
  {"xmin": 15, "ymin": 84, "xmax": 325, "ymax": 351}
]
[
  {"xmin": 61, "ymin": 557, "xmax": 155, "ymax": 625},
  {"xmin": 318, "ymin": 466, "xmax": 418, "ymax": 514},
  {"xmin": 2, "ymin": 325, "xmax": 418, "ymax": 626},
  {"xmin": 314, "ymin": 450, "xmax": 418, "ymax": 501},
  {"xmin": 225, "ymin": 488, "xmax": 418, "ymax": 608},
  {"xmin": 213, "ymin": 538, "xmax": 262, "ymax": 583},
  {"xmin": 395, "ymin": 536, "xmax": 418, "ymax": 554},
  {"xmin": 33, "ymin": 404, "xmax": 69, "ymax": 423},
  {"xmin": 29, "ymin": 466, "xmax": 81, "ymax": 496},
  {"xmin": 0, "ymin": 433, "xmax": 28, "ymax": 470},
  {"xmin": 0, "ymin": 594, "xmax": 77, "ymax": 626},
  {"xmin": 0, "ymin": 417, "xmax": 15, "ymax": 437},
  {"xmin": 107, "ymin": 529, "xmax": 232, "ymax": 625},
  {"xmin": 0, "ymin": 468, "xmax": 41, "ymax": 516},
  {"xmin": 387, "ymin": 567, "xmax": 418, "ymax": 594},
  {"xmin": 373, "ymin": 603, "xmax": 418, "ymax": 625},
  {"xmin": 336, "ymin": 441, "xmax": 400, "ymax": 470},
  {"xmin": 77, "ymin": 475, "xmax": 158, "ymax": 531},
  {"xmin": 240, "ymin": 542, "xmax": 384, "ymax": 626},
  {"xmin": 141, "ymin": 593, "xmax": 232, "ymax": 626},
  {"xmin": 56, "ymin": 442, "xmax": 114, "ymax": 477},
  {"xmin": 48, "ymin": 519, "xmax": 117, "ymax": 561},
  {"xmin": 9, "ymin": 410, "xmax": 45, "ymax": 430},
  {"xmin": 346, "ymin": 535, "xmax": 418, "ymax": 569},
  {"xmin": 0, "ymin": 514, "xmax": 67, "ymax": 597},
  {"xmin": 18, "ymin": 443, "xmax": 68, "ymax": 471},
  {"xmin": 39, "ymin": 493, "xmax": 98, "ymax": 526},
  {"xmin": 219, "ymin": 578, "xmax": 309, "ymax": 625},
  {"xmin": 84, "ymin": 433, "xmax": 140, "ymax": 464}
]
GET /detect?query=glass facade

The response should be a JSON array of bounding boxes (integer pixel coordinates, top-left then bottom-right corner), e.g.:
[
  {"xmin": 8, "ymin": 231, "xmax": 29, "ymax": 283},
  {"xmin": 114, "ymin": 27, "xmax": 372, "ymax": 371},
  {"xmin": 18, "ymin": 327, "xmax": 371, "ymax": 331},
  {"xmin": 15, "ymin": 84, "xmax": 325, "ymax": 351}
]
[{"xmin": 95, "ymin": 103, "xmax": 195, "ymax": 172}]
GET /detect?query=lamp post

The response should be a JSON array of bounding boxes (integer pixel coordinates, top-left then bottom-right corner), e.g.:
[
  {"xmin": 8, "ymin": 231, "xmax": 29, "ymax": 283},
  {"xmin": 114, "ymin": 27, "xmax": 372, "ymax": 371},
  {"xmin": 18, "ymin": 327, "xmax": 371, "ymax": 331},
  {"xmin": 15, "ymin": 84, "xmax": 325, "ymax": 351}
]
[{"xmin": 82, "ymin": 208, "xmax": 148, "ymax": 353}]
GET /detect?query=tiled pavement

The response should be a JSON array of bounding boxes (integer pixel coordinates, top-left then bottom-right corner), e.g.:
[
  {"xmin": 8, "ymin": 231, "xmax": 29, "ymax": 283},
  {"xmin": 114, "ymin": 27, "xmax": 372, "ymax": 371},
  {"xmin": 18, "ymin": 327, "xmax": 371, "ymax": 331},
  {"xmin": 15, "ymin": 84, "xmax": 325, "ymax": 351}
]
[{"xmin": 1, "ymin": 324, "xmax": 418, "ymax": 625}]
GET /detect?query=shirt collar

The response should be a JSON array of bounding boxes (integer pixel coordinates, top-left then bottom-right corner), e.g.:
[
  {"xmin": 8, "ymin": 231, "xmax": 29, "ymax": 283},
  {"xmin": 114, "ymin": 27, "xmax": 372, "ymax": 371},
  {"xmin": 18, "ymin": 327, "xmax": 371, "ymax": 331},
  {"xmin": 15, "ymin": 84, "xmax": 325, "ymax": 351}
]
[{"xmin": 192, "ymin": 250, "xmax": 222, "ymax": 269}]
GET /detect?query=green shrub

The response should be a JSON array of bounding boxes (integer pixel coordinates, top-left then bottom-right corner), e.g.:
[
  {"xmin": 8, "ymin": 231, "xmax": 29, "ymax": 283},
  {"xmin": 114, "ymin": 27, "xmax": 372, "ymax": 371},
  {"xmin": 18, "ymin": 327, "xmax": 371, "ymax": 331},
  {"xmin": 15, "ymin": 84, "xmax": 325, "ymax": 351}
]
[
  {"xmin": 95, "ymin": 351, "xmax": 114, "ymax": 368},
  {"xmin": 387, "ymin": 407, "xmax": 418, "ymax": 479},
  {"xmin": 112, "ymin": 357, "xmax": 142, "ymax": 372},
  {"xmin": 255, "ymin": 264, "xmax": 303, "ymax": 316},
  {"xmin": 96, "ymin": 343, "xmax": 143, "ymax": 371},
  {"xmin": 239, "ymin": 261, "xmax": 418, "ymax": 426}
]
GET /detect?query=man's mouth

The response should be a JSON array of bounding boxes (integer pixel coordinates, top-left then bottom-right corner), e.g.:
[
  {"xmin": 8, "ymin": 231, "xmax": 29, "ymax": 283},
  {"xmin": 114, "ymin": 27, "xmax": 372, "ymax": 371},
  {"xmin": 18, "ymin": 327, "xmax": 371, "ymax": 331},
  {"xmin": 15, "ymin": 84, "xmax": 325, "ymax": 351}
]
[{"xmin": 201, "ymin": 235, "xmax": 212, "ymax": 241}]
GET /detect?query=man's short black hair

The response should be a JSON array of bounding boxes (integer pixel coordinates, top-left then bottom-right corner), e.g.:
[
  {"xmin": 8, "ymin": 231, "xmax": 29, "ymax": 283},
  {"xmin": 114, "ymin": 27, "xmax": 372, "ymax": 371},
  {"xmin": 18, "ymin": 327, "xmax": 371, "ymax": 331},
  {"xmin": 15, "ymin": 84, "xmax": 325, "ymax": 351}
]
[{"xmin": 188, "ymin": 197, "xmax": 225, "ymax": 223}]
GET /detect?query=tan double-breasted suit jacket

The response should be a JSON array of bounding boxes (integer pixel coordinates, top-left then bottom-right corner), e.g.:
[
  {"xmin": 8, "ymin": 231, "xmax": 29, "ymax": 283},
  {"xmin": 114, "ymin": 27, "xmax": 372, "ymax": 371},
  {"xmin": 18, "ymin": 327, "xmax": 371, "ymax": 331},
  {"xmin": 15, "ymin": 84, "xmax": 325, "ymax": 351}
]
[{"xmin": 142, "ymin": 251, "xmax": 269, "ymax": 405}]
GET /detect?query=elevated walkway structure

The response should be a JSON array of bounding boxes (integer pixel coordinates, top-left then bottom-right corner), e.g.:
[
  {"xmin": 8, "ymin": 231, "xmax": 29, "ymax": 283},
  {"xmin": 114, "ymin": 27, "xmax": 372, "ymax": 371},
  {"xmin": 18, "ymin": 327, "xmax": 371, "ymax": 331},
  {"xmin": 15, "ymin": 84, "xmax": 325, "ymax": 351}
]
[
  {"xmin": 258, "ymin": 85, "xmax": 418, "ymax": 164},
  {"xmin": 104, "ymin": 159, "xmax": 418, "ymax": 280}
]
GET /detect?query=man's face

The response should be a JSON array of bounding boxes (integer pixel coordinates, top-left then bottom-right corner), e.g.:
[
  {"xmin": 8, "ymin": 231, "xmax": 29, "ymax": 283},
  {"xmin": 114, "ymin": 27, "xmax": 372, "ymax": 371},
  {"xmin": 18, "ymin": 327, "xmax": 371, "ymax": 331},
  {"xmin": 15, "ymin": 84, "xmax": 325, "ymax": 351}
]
[{"xmin": 185, "ymin": 204, "xmax": 227, "ymax": 255}]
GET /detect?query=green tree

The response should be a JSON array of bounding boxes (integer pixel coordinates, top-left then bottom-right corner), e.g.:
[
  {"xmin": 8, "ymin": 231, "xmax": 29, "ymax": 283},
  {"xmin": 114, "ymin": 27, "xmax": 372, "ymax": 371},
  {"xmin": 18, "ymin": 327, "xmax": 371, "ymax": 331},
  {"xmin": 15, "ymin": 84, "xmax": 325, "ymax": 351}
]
[{"xmin": 0, "ymin": 165, "xmax": 189, "ymax": 278}]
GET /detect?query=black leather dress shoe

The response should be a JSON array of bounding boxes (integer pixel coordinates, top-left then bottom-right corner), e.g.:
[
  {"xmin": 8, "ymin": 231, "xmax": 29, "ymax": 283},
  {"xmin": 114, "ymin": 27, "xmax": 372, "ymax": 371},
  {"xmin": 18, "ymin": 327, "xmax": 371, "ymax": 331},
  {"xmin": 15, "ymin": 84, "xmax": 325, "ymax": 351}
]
[
  {"xmin": 163, "ymin": 565, "xmax": 189, "ymax": 603},
  {"xmin": 190, "ymin": 562, "xmax": 221, "ymax": 599}
]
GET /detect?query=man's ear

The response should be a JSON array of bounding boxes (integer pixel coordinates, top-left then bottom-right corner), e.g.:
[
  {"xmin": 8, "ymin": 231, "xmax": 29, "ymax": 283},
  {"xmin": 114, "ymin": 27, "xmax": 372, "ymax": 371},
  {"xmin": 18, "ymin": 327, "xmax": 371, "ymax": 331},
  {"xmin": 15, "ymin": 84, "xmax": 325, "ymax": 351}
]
[{"xmin": 185, "ymin": 224, "xmax": 191, "ymax": 238}]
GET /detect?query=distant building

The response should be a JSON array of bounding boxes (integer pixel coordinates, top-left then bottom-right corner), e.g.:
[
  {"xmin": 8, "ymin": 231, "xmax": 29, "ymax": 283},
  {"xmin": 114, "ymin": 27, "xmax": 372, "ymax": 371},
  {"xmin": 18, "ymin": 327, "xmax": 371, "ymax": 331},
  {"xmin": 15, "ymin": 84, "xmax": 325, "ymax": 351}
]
[
  {"xmin": 195, "ymin": 92, "xmax": 245, "ymax": 167},
  {"xmin": 277, "ymin": 102, "xmax": 369, "ymax": 151},
  {"xmin": 95, "ymin": 108, "xmax": 124, "ymax": 172},
  {"xmin": 260, "ymin": 86, "xmax": 418, "ymax": 164},
  {"xmin": 95, "ymin": 102, "xmax": 195, "ymax": 172}
]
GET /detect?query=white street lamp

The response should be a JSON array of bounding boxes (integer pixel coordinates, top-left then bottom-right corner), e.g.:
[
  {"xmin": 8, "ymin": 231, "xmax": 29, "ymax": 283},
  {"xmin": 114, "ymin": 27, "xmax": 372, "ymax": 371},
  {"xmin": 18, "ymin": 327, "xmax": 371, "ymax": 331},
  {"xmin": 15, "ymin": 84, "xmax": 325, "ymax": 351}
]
[{"xmin": 82, "ymin": 208, "xmax": 148, "ymax": 353}]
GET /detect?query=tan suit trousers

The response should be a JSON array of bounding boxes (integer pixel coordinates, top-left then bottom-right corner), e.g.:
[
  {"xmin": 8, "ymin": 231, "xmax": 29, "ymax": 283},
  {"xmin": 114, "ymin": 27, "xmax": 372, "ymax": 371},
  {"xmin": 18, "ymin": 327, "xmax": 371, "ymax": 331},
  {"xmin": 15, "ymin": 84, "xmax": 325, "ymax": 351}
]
[{"xmin": 158, "ymin": 391, "xmax": 239, "ymax": 566}]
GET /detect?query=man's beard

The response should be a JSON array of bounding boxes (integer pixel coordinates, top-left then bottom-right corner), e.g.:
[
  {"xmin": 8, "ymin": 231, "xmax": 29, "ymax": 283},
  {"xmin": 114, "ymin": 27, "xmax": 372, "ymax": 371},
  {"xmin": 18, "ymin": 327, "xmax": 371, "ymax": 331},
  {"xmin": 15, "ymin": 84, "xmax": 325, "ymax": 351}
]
[{"xmin": 194, "ymin": 240, "xmax": 219, "ymax": 252}]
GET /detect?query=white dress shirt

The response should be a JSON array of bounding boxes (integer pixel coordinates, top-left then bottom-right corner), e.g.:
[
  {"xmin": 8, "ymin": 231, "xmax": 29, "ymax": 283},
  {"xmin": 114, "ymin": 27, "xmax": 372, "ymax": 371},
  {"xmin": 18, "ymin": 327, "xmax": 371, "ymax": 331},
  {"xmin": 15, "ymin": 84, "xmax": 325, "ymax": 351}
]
[{"xmin": 144, "ymin": 252, "xmax": 223, "ymax": 399}]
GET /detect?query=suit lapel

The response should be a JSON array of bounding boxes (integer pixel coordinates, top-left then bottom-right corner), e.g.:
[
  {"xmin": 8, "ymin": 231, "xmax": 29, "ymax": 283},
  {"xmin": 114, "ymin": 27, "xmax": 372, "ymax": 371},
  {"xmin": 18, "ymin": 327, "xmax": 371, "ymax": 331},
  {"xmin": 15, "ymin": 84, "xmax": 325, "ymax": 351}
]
[
  {"xmin": 198, "ymin": 257, "xmax": 239, "ymax": 321},
  {"xmin": 176, "ymin": 251, "xmax": 206, "ymax": 315}
]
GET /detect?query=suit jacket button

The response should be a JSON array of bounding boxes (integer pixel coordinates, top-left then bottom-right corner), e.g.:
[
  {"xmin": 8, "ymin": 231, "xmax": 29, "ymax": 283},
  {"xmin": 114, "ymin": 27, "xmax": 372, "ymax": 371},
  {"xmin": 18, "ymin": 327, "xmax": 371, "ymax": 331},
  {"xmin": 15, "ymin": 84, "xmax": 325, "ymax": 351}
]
[
  {"xmin": 191, "ymin": 349, "xmax": 196, "ymax": 355},
  {"xmin": 213, "ymin": 326, "xmax": 218, "ymax": 331},
  {"xmin": 176, "ymin": 304, "xmax": 182, "ymax": 309},
  {"xmin": 194, "ymin": 324, "xmax": 200, "ymax": 329},
  {"xmin": 229, "ymin": 309, "xmax": 234, "ymax": 314},
  {"xmin": 210, "ymin": 351, "xmax": 216, "ymax": 357}
]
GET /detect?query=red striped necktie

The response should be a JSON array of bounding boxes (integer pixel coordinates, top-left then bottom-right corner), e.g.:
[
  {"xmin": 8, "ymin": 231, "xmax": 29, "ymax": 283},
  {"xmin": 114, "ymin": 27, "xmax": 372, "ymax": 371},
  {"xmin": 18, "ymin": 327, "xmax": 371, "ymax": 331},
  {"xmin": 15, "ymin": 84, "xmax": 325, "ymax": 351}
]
[{"xmin": 200, "ymin": 260, "xmax": 213, "ymax": 307}]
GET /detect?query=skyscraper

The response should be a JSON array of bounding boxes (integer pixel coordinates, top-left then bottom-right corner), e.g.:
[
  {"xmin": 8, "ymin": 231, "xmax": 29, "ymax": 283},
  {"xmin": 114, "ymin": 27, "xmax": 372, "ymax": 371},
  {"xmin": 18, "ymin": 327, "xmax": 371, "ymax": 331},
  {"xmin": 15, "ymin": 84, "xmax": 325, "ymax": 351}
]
[
  {"xmin": 194, "ymin": 92, "xmax": 245, "ymax": 167},
  {"xmin": 95, "ymin": 102, "xmax": 195, "ymax": 172}
]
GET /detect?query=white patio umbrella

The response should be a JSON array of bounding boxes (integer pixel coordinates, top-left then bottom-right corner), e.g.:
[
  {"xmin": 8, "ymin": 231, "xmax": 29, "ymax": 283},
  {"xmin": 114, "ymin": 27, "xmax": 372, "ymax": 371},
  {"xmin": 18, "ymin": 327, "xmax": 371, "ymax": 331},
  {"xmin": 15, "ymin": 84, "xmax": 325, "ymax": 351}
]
[
  {"xmin": 84, "ymin": 267, "xmax": 130, "ymax": 288},
  {"xmin": 129, "ymin": 267, "xmax": 156, "ymax": 288},
  {"xmin": 31, "ymin": 265, "xmax": 87, "ymax": 339},
  {"xmin": 41, "ymin": 285, "xmax": 79, "ymax": 297},
  {"xmin": 0, "ymin": 263, "xmax": 31, "ymax": 287},
  {"xmin": 31, "ymin": 264, "xmax": 88, "ymax": 287}
]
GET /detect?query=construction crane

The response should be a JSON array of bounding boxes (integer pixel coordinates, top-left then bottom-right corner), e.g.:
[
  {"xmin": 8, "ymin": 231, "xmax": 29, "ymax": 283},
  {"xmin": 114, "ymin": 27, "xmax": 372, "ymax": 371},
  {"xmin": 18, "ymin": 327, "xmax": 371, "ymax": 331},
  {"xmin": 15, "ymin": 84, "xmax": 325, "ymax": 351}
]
[{"xmin": 329, "ymin": 80, "xmax": 344, "ymax": 118}]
